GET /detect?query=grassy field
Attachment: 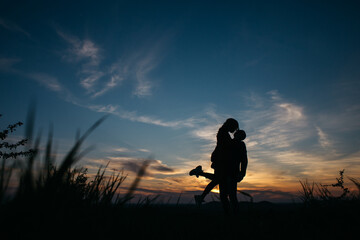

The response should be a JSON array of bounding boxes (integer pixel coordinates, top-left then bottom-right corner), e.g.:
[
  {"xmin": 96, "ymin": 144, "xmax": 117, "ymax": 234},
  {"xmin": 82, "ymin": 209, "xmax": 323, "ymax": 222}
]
[
  {"xmin": 1, "ymin": 114, "xmax": 360, "ymax": 239},
  {"xmin": 1, "ymin": 200, "xmax": 359, "ymax": 239}
]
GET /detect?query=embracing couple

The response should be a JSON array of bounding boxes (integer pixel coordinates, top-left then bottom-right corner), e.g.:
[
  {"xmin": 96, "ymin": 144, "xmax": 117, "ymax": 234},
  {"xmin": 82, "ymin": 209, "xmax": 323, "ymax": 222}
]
[{"xmin": 189, "ymin": 118, "xmax": 248, "ymax": 214}]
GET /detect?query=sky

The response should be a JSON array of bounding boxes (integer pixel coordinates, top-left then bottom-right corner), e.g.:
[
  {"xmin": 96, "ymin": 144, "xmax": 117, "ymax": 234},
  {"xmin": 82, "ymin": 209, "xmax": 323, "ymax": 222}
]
[{"xmin": 1, "ymin": 0, "xmax": 360, "ymax": 203}]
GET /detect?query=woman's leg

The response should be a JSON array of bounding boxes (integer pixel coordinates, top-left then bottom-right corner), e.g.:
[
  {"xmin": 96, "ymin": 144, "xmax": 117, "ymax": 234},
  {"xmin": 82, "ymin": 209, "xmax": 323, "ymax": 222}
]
[
  {"xmin": 193, "ymin": 168, "xmax": 219, "ymax": 206},
  {"xmin": 199, "ymin": 172, "xmax": 215, "ymax": 180},
  {"xmin": 195, "ymin": 179, "xmax": 219, "ymax": 206},
  {"xmin": 202, "ymin": 179, "xmax": 218, "ymax": 196},
  {"xmin": 194, "ymin": 176, "xmax": 219, "ymax": 206},
  {"xmin": 189, "ymin": 165, "xmax": 216, "ymax": 180}
]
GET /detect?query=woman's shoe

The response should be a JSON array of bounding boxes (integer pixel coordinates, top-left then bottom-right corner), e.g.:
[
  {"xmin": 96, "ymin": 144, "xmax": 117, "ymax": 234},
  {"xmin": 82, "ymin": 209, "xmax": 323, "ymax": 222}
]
[{"xmin": 189, "ymin": 165, "xmax": 203, "ymax": 178}]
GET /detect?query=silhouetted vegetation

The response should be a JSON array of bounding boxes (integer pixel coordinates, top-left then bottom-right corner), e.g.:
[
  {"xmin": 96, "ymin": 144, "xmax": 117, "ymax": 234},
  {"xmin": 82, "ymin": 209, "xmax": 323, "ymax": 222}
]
[
  {"xmin": 0, "ymin": 112, "xmax": 152, "ymax": 207},
  {"xmin": 0, "ymin": 114, "xmax": 34, "ymax": 202},
  {"xmin": 299, "ymin": 169, "xmax": 360, "ymax": 206}
]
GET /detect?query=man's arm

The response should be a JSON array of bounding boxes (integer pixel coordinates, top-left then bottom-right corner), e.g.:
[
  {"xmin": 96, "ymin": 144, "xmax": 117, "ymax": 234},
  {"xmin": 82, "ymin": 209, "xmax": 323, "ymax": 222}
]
[{"xmin": 239, "ymin": 143, "xmax": 248, "ymax": 178}]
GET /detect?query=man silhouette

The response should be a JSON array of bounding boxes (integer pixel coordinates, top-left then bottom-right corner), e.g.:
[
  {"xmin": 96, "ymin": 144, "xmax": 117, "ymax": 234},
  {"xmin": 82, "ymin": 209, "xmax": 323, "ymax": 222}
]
[{"xmin": 220, "ymin": 129, "xmax": 248, "ymax": 214}]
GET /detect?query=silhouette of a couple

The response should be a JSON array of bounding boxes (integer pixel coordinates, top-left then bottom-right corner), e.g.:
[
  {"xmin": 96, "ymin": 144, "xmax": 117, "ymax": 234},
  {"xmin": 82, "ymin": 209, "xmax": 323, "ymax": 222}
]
[{"xmin": 189, "ymin": 118, "xmax": 248, "ymax": 214}]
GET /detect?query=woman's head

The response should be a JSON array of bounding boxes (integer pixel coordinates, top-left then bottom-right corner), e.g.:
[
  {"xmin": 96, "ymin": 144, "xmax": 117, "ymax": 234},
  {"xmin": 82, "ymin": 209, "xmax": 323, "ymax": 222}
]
[{"xmin": 222, "ymin": 118, "xmax": 239, "ymax": 133}]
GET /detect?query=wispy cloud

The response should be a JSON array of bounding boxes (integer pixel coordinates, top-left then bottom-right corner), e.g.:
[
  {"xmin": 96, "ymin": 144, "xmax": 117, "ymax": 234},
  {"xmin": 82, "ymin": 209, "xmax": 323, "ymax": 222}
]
[
  {"xmin": 0, "ymin": 56, "xmax": 67, "ymax": 94},
  {"xmin": 27, "ymin": 72, "xmax": 63, "ymax": 92},
  {"xmin": 87, "ymin": 103, "xmax": 199, "ymax": 128},
  {"xmin": 0, "ymin": 57, "xmax": 21, "ymax": 72},
  {"xmin": 241, "ymin": 90, "xmax": 308, "ymax": 149},
  {"xmin": 103, "ymin": 44, "xmax": 163, "ymax": 98},
  {"xmin": 243, "ymin": 55, "xmax": 265, "ymax": 69},
  {"xmin": 80, "ymin": 70, "xmax": 105, "ymax": 92},
  {"xmin": 57, "ymin": 30, "xmax": 105, "ymax": 95},
  {"xmin": 118, "ymin": 110, "xmax": 198, "ymax": 128},
  {"xmin": 316, "ymin": 126, "xmax": 332, "ymax": 149},
  {"xmin": 57, "ymin": 30, "xmax": 164, "ymax": 99},
  {"xmin": 112, "ymin": 147, "xmax": 150, "ymax": 154},
  {"xmin": 57, "ymin": 30, "xmax": 101, "ymax": 66},
  {"xmin": 89, "ymin": 156, "xmax": 179, "ymax": 176},
  {"xmin": 0, "ymin": 56, "xmax": 68, "ymax": 96},
  {"xmin": 132, "ymin": 51, "xmax": 159, "ymax": 98},
  {"xmin": 92, "ymin": 73, "xmax": 124, "ymax": 98},
  {"xmin": 187, "ymin": 95, "xmax": 305, "ymax": 151},
  {"xmin": 191, "ymin": 123, "xmax": 220, "ymax": 143},
  {"xmin": 0, "ymin": 18, "xmax": 31, "ymax": 38}
]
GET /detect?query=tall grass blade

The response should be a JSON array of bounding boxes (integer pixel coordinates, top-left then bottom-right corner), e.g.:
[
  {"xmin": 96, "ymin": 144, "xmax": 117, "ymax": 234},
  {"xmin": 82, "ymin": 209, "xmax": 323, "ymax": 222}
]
[
  {"xmin": 348, "ymin": 177, "xmax": 360, "ymax": 198},
  {"xmin": 44, "ymin": 124, "xmax": 53, "ymax": 176},
  {"xmin": 120, "ymin": 160, "xmax": 149, "ymax": 204},
  {"xmin": 17, "ymin": 132, "xmax": 41, "ymax": 197},
  {"xmin": 176, "ymin": 191, "xmax": 182, "ymax": 206},
  {"xmin": 25, "ymin": 101, "xmax": 36, "ymax": 146},
  {"xmin": 299, "ymin": 179, "xmax": 315, "ymax": 203},
  {"xmin": 238, "ymin": 190, "xmax": 253, "ymax": 203},
  {"xmin": 56, "ymin": 116, "xmax": 107, "ymax": 179}
]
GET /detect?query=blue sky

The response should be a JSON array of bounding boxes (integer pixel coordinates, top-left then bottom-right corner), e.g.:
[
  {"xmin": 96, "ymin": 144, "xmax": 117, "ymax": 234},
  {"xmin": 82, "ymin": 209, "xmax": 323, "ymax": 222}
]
[{"xmin": 1, "ymin": 0, "xmax": 360, "ymax": 202}]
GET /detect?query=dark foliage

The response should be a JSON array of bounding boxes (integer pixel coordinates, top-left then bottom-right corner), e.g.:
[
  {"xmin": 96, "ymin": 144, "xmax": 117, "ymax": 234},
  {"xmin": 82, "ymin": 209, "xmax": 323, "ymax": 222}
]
[
  {"xmin": 0, "ymin": 114, "xmax": 34, "ymax": 202},
  {"xmin": 299, "ymin": 169, "xmax": 359, "ymax": 206}
]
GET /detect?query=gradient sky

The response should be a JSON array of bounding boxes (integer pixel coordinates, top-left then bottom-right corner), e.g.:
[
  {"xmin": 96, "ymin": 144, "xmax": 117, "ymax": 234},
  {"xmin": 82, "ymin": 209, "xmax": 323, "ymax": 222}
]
[{"xmin": 1, "ymin": 0, "xmax": 360, "ymax": 202}]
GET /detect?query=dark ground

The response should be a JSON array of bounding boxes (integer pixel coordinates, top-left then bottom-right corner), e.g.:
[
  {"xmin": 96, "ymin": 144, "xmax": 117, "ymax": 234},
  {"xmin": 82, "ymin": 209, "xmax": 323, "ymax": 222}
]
[{"xmin": 1, "ymin": 201, "xmax": 359, "ymax": 240}]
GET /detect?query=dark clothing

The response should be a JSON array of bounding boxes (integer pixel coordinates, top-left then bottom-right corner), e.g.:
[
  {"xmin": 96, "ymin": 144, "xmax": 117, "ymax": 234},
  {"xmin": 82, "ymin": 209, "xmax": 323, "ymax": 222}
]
[
  {"xmin": 228, "ymin": 139, "xmax": 248, "ymax": 181},
  {"xmin": 211, "ymin": 127, "xmax": 233, "ymax": 175},
  {"xmin": 219, "ymin": 137, "xmax": 248, "ymax": 214}
]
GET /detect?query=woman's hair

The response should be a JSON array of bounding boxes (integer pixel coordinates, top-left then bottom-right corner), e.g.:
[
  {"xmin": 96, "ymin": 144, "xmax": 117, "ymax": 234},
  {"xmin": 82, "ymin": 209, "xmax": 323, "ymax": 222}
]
[{"xmin": 222, "ymin": 118, "xmax": 239, "ymax": 132}]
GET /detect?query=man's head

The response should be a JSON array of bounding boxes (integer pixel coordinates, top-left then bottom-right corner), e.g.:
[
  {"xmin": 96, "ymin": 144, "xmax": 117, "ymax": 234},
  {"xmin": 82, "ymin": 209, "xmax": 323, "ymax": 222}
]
[{"xmin": 234, "ymin": 129, "xmax": 246, "ymax": 141}]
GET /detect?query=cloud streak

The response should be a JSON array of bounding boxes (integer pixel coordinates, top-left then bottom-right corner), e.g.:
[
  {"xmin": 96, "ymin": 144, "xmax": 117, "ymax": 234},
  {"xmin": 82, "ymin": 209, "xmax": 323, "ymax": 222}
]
[
  {"xmin": 316, "ymin": 126, "xmax": 332, "ymax": 149},
  {"xmin": 57, "ymin": 30, "xmax": 165, "ymax": 99},
  {"xmin": 57, "ymin": 30, "xmax": 101, "ymax": 66},
  {"xmin": 27, "ymin": 72, "xmax": 63, "ymax": 92},
  {"xmin": 0, "ymin": 57, "xmax": 67, "ymax": 95},
  {"xmin": 241, "ymin": 91, "xmax": 308, "ymax": 149},
  {"xmin": 85, "ymin": 103, "xmax": 201, "ymax": 129},
  {"xmin": 57, "ymin": 30, "xmax": 104, "ymax": 94},
  {"xmin": 0, "ymin": 57, "xmax": 21, "ymax": 72},
  {"xmin": 0, "ymin": 18, "xmax": 31, "ymax": 38},
  {"xmin": 89, "ymin": 156, "xmax": 179, "ymax": 177}
]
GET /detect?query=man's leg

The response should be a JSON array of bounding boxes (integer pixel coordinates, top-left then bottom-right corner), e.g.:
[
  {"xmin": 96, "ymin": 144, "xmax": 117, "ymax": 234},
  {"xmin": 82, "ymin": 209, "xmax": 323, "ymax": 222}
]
[
  {"xmin": 219, "ymin": 179, "xmax": 230, "ymax": 214},
  {"xmin": 229, "ymin": 180, "xmax": 238, "ymax": 214}
]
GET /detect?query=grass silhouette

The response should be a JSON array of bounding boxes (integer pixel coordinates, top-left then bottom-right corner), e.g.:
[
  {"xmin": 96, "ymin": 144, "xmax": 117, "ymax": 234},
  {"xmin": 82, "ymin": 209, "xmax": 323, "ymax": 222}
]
[
  {"xmin": 299, "ymin": 169, "xmax": 360, "ymax": 206},
  {"xmin": 0, "ymin": 111, "xmax": 153, "ymax": 208}
]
